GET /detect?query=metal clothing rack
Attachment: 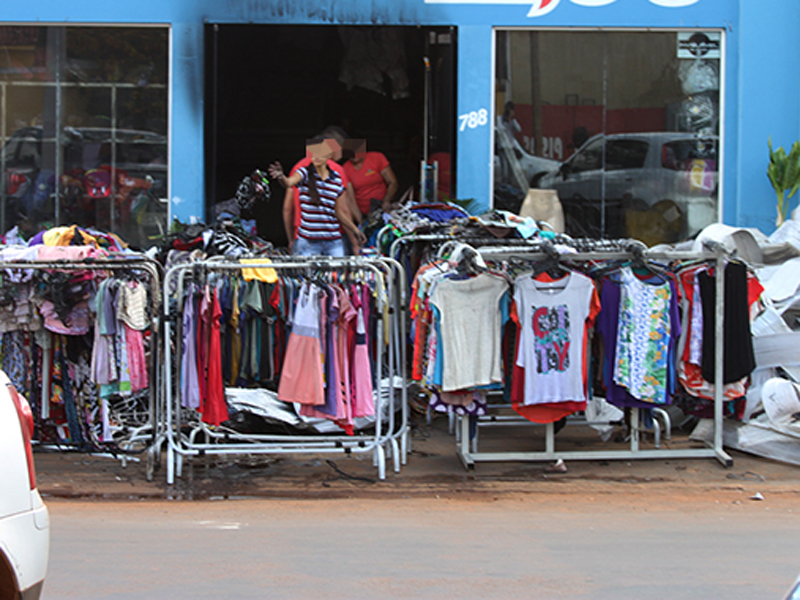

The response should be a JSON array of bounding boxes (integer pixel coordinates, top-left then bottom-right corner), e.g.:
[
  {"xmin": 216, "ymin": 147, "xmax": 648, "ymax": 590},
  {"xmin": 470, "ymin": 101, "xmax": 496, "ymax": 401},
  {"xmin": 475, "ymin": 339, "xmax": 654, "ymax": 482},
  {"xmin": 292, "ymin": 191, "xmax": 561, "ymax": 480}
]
[
  {"xmin": 386, "ymin": 231, "xmax": 560, "ymax": 263},
  {"xmin": 446, "ymin": 244, "xmax": 734, "ymax": 469},
  {"xmin": 0, "ymin": 253, "xmax": 164, "ymax": 478},
  {"xmin": 161, "ymin": 254, "xmax": 408, "ymax": 484}
]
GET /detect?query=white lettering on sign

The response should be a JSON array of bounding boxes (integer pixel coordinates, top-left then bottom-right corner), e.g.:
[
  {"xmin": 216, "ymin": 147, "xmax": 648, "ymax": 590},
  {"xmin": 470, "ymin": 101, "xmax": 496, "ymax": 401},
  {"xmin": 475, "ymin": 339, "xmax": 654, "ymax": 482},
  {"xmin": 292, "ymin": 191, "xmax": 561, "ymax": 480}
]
[
  {"xmin": 458, "ymin": 108, "xmax": 489, "ymax": 131},
  {"xmin": 541, "ymin": 136, "xmax": 564, "ymax": 160},
  {"xmin": 524, "ymin": 136, "xmax": 564, "ymax": 159},
  {"xmin": 424, "ymin": 0, "xmax": 701, "ymax": 18}
]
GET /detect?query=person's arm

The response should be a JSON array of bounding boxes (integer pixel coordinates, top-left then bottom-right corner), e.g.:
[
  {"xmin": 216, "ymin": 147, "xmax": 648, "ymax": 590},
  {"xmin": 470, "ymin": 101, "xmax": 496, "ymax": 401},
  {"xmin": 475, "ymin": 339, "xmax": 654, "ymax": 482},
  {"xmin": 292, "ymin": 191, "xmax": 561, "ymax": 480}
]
[
  {"xmin": 380, "ymin": 165, "xmax": 399, "ymax": 211},
  {"xmin": 281, "ymin": 187, "xmax": 295, "ymax": 250},
  {"xmin": 345, "ymin": 181, "xmax": 362, "ymax": 224},
  {"xmin": 268, "ymin": 161, "xmax": 302, "ymax": 188},
  {"xmin": 335, "ymin": 191, "xmax": 366, "ymax": 253}
]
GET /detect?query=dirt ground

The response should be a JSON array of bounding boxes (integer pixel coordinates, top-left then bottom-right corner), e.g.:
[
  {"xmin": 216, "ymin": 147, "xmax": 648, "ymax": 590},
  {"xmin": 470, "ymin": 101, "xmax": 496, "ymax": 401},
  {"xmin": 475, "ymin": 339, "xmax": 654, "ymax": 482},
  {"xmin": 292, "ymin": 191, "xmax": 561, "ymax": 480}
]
[{"xmin": 33, "ymin": 411, "xmax": 800, "ymax": 507}]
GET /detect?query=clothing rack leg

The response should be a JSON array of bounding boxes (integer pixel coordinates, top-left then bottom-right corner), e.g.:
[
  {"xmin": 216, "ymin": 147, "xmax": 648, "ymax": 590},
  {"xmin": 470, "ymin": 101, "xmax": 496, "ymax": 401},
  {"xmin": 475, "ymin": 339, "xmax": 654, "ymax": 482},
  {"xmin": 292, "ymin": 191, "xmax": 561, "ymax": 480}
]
[
  {"xmin": 390, "ymin": 438, "xmax": 401, "ymax": 473},
  {"xmin": 713, "ymin": 249, "xmax": 734, "ymax": 467},
  {"xmin": 652, "ymin": 412, "xmax": 661, "ymax": 449},
  {"xmin": 166, "ymin": 443, "xmax": 175, "ymax": 485},
  {"xmin": 653, "ymin": 407, "xmax": 671, "ymax": 441},
  {"xmin": 458, "ymin": 413, "xmax": 474, "ymax": 469},
  {"xmin": 41, "ymin": 341, "xmax": 51, "ymax": 420},
  {"xmin": 375, "ymin": 445, "xmax": 386, "ymax": 480}
]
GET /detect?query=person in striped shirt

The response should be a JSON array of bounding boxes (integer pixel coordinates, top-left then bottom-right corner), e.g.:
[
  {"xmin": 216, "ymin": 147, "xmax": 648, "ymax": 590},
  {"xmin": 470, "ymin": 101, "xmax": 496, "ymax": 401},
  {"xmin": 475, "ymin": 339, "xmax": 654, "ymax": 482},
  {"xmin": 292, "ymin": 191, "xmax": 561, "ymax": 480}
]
[{"xmin": 269, "ymin": 138, "xmax": 365, "ymax": 256}]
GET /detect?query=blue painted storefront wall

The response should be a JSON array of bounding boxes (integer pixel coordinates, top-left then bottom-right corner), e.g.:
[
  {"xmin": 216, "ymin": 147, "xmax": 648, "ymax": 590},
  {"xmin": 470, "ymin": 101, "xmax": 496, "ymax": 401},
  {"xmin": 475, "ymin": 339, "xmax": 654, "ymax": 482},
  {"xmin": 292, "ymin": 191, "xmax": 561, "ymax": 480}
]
[{"xmin": 5, "ymin": 1, "xmax": 799, "ymax": 234}]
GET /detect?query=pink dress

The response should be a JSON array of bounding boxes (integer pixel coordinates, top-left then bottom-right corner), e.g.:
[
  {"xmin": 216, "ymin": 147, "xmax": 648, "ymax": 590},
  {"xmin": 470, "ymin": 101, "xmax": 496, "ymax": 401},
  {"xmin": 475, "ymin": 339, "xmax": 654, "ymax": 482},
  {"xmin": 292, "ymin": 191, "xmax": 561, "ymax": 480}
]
[
  {"xmin": 278, "ymin": 283, "xmax": 325, "ymax": 405},
  {"xmin": 336, "ymin": 286, "xmax": 357, "ymax": 425},
  {"xmin": 350, "ymin": 305, "xmax": 374, "ymax": 417}
]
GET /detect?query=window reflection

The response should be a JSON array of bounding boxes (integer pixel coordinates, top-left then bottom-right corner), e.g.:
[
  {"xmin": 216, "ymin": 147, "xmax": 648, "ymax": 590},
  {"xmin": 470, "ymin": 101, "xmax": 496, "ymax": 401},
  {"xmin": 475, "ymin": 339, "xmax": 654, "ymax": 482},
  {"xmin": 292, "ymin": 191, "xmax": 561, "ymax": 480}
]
[
  {"xmin": 0, "ymin": 26, "xmax": 168, "ymax": 249},
  {"xmin": 494, "ymin": 30, "xmax": 721, "ymax": 246}
]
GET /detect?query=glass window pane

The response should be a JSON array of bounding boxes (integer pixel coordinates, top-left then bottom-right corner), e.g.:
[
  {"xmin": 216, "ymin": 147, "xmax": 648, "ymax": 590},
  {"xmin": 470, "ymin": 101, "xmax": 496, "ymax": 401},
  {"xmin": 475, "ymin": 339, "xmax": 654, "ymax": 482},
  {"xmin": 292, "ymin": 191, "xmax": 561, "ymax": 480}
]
[
  {"xmin": 65, "ymin": 28, "xmax": 168, "ymax": 86},
  {"xmin": 495, "ymin": 29, "xmax": 721, "ymax": 245},
  {"xmin": 0, "ymin": 25, "xmax": 168, "ymax": 248},
  {"xmin": 0, "ymin": 27, "xmax": 51, "ymax": 83}
]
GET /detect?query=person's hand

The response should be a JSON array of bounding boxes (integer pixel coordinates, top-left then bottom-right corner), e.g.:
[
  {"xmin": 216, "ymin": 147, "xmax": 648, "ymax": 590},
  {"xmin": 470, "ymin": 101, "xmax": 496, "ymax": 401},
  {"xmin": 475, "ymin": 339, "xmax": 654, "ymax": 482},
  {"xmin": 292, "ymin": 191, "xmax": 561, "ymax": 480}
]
[
  {"xmin": 354, "ymin": 228, "xmax": 367, "ymax": 247},
  {"xmin": 268, "ymin": 162, "xmax": 284, "ymax": 182}
]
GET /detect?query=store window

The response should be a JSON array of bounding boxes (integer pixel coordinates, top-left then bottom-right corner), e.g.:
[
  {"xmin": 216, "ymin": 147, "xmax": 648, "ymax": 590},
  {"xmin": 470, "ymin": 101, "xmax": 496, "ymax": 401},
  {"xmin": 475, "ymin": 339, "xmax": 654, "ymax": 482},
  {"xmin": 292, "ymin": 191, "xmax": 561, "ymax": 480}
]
[
  {"xmin": 0, "ymin": 26, "xmax": 168, "ymax": 248},
  {"xmin": 494, "ymin": 30, "xmax": 721, "ymax": 245}
]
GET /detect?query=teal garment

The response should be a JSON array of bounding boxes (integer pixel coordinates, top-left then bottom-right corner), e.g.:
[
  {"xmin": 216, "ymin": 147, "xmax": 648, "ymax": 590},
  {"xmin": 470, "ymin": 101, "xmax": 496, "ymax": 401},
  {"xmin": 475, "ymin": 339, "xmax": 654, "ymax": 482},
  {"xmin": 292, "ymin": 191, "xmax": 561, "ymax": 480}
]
[
  {"xmin": 258, "ymin": 281, "xmax": 276, "ymax": 382},
  {"xmin": 239, "ymin": 279, "xmax": 263, "ymax": 383}
]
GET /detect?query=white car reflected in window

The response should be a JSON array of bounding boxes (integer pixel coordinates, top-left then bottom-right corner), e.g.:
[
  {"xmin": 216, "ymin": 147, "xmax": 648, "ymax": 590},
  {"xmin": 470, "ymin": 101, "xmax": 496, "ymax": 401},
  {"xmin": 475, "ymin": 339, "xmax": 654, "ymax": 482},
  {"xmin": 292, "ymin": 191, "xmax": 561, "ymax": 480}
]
[{"xmin": 535, "ymin": 132, "xmax": 718, "ymax": 243}]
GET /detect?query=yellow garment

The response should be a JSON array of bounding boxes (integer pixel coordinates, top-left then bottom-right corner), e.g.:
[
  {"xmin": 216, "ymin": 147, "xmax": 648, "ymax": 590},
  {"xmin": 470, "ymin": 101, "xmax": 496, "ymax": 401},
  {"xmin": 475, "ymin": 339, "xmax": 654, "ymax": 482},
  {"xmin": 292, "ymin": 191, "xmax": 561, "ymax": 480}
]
[
  {"xmin": 42, "ymin": 227, "xmax": 71, "ymax": 246},
  {"xmin": 240, "ymin": 258, "xmax": 278, "ymax": 283},
  {"xmin": 42, "ymin": 225, "xmax": 99, "ymax": 248}
]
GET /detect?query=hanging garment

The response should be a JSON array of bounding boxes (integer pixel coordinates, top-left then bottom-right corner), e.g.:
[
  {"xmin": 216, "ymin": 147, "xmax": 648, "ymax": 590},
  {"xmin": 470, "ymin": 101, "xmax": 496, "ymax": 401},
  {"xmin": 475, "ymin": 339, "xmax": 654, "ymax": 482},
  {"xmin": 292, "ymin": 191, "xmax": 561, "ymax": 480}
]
[
  {"xmin": 125, "ymin": 324, "xmax": 148, "ymax": 392},
  {"xmin": 239, "ymin": 280, "xmax": 263, "ymax": 384},
  {"xmin": 335, "ymin": 284, "xmax": 357, "ymax": 424},
  {"xmin": 229, "ymin": 279, "xmax": 242, "ymax": 385},
  {"xmin": 596, "ymin": 273, "xmax": 680, "ymax": 409},
  {"xmin": 91, "ymin": 279, "xmax": 117, "ymax": 387},
  {"xmin": 278, "ymin": 283, "xmax": 325, "ymax": 405},
  {"xmin": 180, "ymin": 286, "xmax": 201, "ymax": 409},
  {"xmin": 674, "ymin": 263, "xmax": 762, "ymax": 403},
  {"xmin": 514, "ymin": 271, "xmax": 596, "ymax": 405},
  {"xmin": 429, "ymin": 272, "xmax": 508, "ymax": 392},
  {"xmin": 351, "ymin": 303, "xmax": 375, "ymax": 418},
  {"xmin": 117, "ymin": 280, "xmax": 148, "ymax": 331},
  {"xmin": 698, "ymin": 261, "xmax": 756, "ymax": 384},
  {"xmin": 508, "ymin": 297, "xmax": 588, "ymax": 423},
  {"xmin": 201, "ymin": 287, "xmax": 228, "ymax": 426},
  {"xmin": 613, "ymin": 267, "xmax": 673, "ymax": 404},
  {"xmin": 319, "ymin": 285, "xmax": 340, "ymax": 416},
  {"xmin": 114, "ymin": 311, "xmax": 132, "ymax": 396},
  {"xmin": 196, "ymin": 286, "xmax": 211, "ymax": 404}
]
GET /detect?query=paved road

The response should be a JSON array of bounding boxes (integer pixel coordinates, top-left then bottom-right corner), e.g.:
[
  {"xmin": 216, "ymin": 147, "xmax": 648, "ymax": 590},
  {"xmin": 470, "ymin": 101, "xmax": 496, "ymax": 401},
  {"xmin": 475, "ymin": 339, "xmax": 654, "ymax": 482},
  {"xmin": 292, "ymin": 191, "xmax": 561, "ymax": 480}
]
[{"xmin": 43, "ymin": 494, "xmax": 800, "ymax": 599}]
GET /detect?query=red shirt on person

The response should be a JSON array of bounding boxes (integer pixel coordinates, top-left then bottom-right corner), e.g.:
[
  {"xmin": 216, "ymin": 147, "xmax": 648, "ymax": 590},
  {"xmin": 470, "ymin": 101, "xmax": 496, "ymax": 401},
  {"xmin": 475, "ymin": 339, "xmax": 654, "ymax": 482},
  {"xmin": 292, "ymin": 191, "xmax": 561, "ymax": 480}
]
[{"xmin": 343, "ymin": 151, "xmax": 390, "ymax": 215}]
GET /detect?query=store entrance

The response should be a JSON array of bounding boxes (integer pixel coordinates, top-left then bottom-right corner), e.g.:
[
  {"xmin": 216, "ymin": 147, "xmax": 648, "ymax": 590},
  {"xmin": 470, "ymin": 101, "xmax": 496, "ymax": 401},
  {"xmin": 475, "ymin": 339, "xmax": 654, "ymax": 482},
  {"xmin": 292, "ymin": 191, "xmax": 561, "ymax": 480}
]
[{"xmin": 205, "ymin": 24, "xmax": 456, "ymax": 246}]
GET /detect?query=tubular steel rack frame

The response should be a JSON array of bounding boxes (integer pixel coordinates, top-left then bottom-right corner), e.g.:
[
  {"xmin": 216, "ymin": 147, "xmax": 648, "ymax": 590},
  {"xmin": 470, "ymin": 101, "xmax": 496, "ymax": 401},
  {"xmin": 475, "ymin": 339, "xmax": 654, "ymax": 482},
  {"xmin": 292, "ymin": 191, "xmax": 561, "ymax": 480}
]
[
  {"xmin": 0, "ymin": 253, "xmax": 164, "ymax": 479},
  {"xmin": 449, "ymin": 245, "xmax": 733, "ymax": 469},
  {"xmin": 162, "ymin": 255, "xmax": 408, "ymax": 484}
]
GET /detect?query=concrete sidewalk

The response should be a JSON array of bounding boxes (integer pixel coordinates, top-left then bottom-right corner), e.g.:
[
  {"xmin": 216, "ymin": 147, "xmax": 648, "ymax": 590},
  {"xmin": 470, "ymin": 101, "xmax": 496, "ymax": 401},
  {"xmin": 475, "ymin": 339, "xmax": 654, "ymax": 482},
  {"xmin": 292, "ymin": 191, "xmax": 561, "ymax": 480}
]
[{"xmin": 34, "ymin": 411, "xmax": 800, "ymax": 502}]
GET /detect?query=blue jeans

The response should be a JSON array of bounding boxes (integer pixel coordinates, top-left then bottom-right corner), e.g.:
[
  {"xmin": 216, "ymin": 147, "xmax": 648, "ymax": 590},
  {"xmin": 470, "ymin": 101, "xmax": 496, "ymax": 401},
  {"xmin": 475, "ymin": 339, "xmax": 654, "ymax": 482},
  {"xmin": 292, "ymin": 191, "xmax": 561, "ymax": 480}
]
[{"xmin": 294, "ymin": 236, "xmax": 346, "ymax": 257}]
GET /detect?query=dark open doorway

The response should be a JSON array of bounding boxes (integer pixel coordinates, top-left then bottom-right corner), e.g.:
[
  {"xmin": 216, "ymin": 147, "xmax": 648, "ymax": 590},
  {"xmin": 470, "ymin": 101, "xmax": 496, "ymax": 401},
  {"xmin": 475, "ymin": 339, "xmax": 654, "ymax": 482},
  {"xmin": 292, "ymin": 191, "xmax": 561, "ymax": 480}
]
[{"xmin": 205, "ymin": 24, "xmax": 456, "ymax": 246}]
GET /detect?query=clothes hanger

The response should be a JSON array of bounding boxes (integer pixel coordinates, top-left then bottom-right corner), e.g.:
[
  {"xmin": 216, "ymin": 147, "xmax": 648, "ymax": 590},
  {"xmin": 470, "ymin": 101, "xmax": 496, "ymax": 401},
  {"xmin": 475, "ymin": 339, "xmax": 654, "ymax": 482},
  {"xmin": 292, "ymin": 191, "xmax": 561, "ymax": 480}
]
[{"xmin": 531, "ymin": 241, "xmax": 569, "ymax": 279}]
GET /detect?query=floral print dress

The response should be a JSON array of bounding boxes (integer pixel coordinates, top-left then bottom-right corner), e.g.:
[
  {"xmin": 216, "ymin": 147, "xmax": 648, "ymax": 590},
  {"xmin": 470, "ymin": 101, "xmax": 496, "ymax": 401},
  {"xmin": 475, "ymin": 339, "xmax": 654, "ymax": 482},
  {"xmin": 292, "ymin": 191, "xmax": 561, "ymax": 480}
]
[{"xmin": 613, "ymin": 267, "xmax": 671, "ymax": 404}]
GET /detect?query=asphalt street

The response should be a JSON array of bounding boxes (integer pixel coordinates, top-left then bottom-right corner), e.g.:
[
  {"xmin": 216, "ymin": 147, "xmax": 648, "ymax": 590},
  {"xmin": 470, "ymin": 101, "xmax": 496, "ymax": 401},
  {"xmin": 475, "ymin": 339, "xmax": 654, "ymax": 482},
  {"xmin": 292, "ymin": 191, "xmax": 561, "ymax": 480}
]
[{"xmin": 43, "ymin": 495, "xmax": 800, "ymax": 599}]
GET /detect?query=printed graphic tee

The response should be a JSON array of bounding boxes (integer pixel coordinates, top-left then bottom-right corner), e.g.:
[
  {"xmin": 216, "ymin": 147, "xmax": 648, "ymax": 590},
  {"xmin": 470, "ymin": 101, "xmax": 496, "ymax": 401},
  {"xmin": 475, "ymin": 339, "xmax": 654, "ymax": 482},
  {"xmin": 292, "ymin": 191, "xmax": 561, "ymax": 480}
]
[{"xmin": 514, "ymin": 271, "xmax": 595, "ymax": 405}]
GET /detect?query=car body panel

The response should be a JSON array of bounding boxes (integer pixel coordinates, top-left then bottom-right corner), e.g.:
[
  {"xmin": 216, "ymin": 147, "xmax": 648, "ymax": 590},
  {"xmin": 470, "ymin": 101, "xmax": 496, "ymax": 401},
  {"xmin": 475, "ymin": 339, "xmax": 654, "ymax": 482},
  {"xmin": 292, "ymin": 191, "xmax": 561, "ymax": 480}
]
[
  {"xmin": 0, "ymin": 500, "xmax": 49, "ymax": 597},
  {"xmin": 0, "ymin": 373, "xmax": 32, "ymax": 518},
  {"xmin": 0, "ymin": 369, "xmax": 49, "ymax": 599},
  {"xmin": 495, "ymin": 126, "xmax": 560, "ymax": 188}
]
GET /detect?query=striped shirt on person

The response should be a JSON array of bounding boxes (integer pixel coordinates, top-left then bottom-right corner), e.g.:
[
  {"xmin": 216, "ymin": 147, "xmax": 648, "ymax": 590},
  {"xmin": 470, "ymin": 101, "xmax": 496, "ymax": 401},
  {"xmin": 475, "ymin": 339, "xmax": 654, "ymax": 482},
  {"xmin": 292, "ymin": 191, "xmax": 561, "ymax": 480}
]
[{"xmin": 296, "ymin": 166, "xmax": 345, "ymax": 241}]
